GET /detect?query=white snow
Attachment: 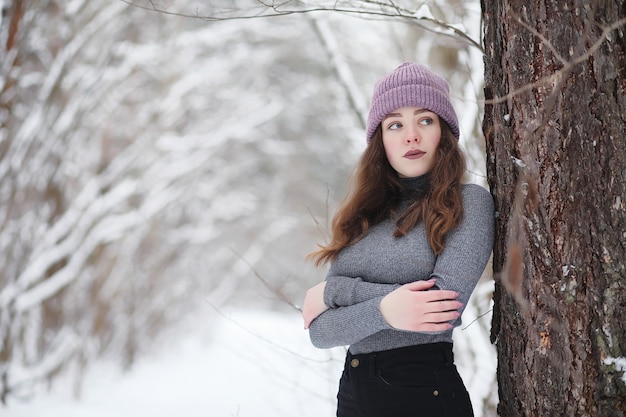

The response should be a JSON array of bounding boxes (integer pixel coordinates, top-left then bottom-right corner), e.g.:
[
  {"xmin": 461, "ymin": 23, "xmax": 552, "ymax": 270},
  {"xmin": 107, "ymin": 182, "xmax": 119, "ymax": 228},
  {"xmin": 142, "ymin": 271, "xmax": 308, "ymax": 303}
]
[
  {"xmin": 5, "ymin": 304, "xmax": 497, "ymax": 417},
  {"xmin": 510, "ymin": 156, "xmax": 526, "ymax": 168},
  {"xmin": 2, "ymin": 1, "xmax": 499, "ymax": 415},
  {"xmin": 5, "ymin": 310, "xmax": 345, "ymax": 417},
  {"xmin": 605, "ymin": 357, "xmax": 626, "ymax": 384},
  {"xmin": 561, "ymin": 264, "xmax": 576, "ymax": 277}
]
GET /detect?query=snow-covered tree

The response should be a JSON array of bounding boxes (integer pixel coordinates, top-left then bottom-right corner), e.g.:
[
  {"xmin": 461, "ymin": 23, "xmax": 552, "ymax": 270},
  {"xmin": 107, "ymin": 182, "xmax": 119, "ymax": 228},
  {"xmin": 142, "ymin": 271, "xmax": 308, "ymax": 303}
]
[{"xmin": 1, "ymin": 0, "xmax": 496, "ymax": 414}]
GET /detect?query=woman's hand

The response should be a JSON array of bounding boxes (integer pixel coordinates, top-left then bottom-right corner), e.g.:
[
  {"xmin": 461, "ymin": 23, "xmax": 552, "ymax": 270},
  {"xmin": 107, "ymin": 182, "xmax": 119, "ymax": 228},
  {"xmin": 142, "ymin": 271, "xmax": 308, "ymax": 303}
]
[
  {"xmin": 303, "ymin": 281, "xmax": 329, "ymax": 329},
  {"xmin": 379, "ymin": 279, "xmax": 462, "ymax": 332}
]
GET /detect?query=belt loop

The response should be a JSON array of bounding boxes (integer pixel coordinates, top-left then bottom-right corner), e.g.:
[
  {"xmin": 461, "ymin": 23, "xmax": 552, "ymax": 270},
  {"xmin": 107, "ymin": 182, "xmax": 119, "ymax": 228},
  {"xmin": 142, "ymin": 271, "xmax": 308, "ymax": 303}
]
[{"xmin": 368, "ymin": 354, "xmax": 376, "ymax": 379}]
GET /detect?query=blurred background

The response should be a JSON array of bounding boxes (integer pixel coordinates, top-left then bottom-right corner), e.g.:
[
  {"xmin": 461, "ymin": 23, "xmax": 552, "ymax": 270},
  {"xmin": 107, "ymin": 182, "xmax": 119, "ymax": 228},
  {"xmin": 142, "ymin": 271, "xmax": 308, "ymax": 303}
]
[{"xmin": 1, "ymin": 1, "xmax": 496, "ymax": 415}]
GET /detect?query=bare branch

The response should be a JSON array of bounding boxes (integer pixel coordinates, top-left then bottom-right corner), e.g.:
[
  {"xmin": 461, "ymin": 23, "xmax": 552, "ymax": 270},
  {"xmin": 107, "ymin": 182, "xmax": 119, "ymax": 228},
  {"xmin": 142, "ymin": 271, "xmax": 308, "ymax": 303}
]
[
  {"xmin": 310, "ymin": 16, "xmax": 368, "ymax": 129},
  {"xmin": 304, "ymin": 186, "xmax": 332, "ymax": 243},
  {"xmin": 514, "ymin": 17, "xmax": 568, "ymax": 65},
  {"xmin": 229, "ymin": 248, "xmax": 302, "ymax": 313},
  {"xmin": 485, "ymin": 16, "xmax": 626, "ymax": 105},
  {"xmin": 203, "ymin": 297, "xmax": 337, "ymax": 363},
  {"xmin": 119, "ymin": 0, "xmax": 483, "ymax": 50},
  {"xmin": 461, "ymin": 308, "xmax": 493, "ymax": 331}
]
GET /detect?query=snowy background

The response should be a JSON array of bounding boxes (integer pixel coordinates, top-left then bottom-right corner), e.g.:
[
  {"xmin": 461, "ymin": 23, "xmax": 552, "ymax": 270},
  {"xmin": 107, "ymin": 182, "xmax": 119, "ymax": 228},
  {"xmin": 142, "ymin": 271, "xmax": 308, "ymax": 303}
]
[{"xmin": 1, "ymin": 1, "xmax": 497, "ymax": 415}]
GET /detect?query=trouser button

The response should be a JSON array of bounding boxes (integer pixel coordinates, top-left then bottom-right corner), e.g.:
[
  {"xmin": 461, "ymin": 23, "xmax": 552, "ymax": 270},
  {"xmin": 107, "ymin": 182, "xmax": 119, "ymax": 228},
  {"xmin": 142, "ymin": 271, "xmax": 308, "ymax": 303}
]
[
  {"xmin": 350, "ymin": 358, "xmax": 360, "ymax": 368},
  {"xmin": 433, "ymin": 390, "xmax": 439, "ymax": 396}
]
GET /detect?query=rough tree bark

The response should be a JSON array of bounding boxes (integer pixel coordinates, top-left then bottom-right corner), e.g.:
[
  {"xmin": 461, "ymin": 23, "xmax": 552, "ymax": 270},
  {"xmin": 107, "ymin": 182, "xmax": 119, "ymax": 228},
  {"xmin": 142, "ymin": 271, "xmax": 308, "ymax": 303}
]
[{"xmin": 482, "ymin": 1, "xmax": 626, "ymax": 416}]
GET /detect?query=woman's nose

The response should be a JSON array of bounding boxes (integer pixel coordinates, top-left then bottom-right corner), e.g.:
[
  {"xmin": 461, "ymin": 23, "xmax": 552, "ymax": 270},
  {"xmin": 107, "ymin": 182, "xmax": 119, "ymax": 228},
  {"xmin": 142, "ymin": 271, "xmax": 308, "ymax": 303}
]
[{"xmin": 405, "ymin": 128, "xmax": 421, "ymax": 143}]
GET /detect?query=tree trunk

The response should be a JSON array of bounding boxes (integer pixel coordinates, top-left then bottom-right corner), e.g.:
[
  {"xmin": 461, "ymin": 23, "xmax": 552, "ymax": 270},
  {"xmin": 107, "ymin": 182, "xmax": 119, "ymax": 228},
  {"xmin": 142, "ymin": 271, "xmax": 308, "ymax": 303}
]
[{"xmin": 482, "ymin": 1, "xmax": 626, "ymax": 416}]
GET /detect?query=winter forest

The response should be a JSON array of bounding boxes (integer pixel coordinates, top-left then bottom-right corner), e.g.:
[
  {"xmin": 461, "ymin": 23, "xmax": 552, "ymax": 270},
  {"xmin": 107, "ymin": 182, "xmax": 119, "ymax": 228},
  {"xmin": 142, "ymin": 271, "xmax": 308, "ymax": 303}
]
[{"xmin": 2, "ymin": 0, "xmax": 625, "ymax": 416}]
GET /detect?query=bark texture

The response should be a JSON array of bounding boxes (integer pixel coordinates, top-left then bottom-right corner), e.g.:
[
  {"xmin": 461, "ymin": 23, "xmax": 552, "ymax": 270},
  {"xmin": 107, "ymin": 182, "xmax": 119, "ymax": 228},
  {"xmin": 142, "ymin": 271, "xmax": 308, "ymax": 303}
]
[{"xmin": 482, "ymin": 1, "xmax": 626, "ymax": 416}]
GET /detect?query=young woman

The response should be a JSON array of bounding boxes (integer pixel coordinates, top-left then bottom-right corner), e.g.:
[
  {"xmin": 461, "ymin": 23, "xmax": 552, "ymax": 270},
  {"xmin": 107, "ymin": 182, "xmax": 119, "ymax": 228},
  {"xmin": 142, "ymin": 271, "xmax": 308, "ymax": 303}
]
[{"xmin": 303, "ymin": 62, "xmax": 495, "ymax": 417}]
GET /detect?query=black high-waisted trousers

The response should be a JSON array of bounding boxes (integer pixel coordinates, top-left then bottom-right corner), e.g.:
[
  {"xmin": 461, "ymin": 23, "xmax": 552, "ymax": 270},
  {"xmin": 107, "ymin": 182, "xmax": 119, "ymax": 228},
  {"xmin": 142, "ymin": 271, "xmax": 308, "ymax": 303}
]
[{"xmin": 336, "ymin": 342, "xmax": 474, "ymax": 417}]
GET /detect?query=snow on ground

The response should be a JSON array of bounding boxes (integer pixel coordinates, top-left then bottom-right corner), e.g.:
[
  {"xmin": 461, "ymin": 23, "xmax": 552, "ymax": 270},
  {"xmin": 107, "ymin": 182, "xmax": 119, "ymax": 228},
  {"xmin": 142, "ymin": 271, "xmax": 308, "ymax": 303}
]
[
  {"xmin": 5, "ymin": 309, "xmax": 345, "ymax": 417},
  {"xmin": 5, "ymin": 306, "xmax": 495, "ymax": 417}
]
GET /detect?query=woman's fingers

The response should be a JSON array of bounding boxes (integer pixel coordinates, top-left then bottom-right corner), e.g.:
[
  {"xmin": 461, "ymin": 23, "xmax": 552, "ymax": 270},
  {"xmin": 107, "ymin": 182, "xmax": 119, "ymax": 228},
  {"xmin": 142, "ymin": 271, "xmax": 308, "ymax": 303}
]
[
  {"xmin": 413, "ymin": 322, "xmax": 455, "ymax": 332},
  {"xmin": 401, "ymin": 309, "xmax": 461, "ymax": 332},
  {"xmin": 406, "ymin": 286, "xmax": 462, "ymax": 312},
  {"xmin": 424, "ymin": 310, "xmax": 462, "ymax": 324},
  {"xmin": 380, "ymin": 281, "xmax": 465, "ymax": 332},
  {"xmin": 402, "ymin": 281, "xmax": 460, "ymax": 304},
  {"xmin": 426, "ymin": 300, "xmax": 464, "ymax": 313},
  {"xmin": 402, "ymin": 279, "xmax": 437, "ymax": 291},
  {"xmin": 420, "ymin": 289, "xmax": 460, "ymax": 302}
]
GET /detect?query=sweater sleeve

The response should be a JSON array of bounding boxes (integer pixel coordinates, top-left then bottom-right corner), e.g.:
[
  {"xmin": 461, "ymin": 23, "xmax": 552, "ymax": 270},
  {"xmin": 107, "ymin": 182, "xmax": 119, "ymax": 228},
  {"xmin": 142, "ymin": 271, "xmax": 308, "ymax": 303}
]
[
  {"xmin": 323, "ymin": 270, "xmax": 400, "ymax": 308},
  {"xmin": 308, "ymin": 296, "xmax": 392, "ymax": 348},
  {"xmin": 430, "ymin": 184, "xmax": 495, "ymax": 324}
]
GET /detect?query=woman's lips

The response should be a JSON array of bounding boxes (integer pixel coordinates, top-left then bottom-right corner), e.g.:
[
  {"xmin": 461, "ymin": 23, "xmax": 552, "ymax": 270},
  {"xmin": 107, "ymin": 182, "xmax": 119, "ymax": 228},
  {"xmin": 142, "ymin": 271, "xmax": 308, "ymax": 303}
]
[{"xmin": 404, "ymin": 149, "xmax": 425, "ymax": 159}]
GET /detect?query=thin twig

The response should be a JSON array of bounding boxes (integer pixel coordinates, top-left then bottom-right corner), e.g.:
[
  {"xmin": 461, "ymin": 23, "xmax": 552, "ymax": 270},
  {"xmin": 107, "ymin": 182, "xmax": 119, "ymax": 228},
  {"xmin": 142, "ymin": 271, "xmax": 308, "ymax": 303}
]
[
  {"xmin": 119, "ymin": 0, "xmax": 482, "ymax": 50},
  {"xmin": 485, "ymin": 16, "xmax": 626, "ymax": 105},
  {"xmin": 204, "ymin": 297, "xmax": 337, "ymax": 363},
  {"xmin": 461, "ymin": 308, "xmax": 493, "ymax": 330},
  {"xmin": 229, "ymin": 248, "xmax": 302, "ymax": 313}
]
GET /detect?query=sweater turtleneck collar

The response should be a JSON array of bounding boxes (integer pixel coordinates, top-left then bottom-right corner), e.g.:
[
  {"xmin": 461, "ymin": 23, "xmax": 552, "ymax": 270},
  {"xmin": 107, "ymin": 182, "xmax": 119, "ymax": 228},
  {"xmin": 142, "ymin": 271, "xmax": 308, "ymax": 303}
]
[{"xmin": 399, "ymin": 174, "xmax": 430, "ymax": 200}]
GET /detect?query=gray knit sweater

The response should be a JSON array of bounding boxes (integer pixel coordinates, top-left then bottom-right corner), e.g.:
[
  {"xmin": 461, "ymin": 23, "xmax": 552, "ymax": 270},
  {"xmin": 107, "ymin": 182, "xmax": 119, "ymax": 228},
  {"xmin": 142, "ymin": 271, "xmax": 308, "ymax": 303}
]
[{"xmin": 308, "ymin": 176, "xmax": 495, "ymax": 354}]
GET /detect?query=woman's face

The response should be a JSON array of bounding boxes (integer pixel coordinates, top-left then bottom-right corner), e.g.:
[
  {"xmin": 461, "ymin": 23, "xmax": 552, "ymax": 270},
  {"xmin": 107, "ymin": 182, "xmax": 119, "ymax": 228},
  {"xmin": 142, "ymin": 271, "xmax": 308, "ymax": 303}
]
[{"xmin": 381, "ymin": 106, "xmax": 441, "ymax": 178}]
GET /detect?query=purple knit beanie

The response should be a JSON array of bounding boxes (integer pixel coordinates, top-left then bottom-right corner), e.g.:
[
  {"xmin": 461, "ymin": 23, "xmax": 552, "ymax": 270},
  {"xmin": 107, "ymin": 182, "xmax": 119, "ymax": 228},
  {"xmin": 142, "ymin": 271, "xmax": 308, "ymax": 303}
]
[{"xmin": 366, "ymin": 62, "xmax": 459, "ymax": 142}]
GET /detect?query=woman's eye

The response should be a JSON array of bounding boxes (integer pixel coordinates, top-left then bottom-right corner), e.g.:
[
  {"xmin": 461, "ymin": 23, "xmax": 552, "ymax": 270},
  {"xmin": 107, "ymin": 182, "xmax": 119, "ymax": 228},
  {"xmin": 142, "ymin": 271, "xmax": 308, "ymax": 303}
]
[
  {"xmin": 419, "ymin": 118, "xmax": 434, "ymax": 126},
  {"xmin": 388, "ymin": 122, "xmax": 402, "ymax": 130}
]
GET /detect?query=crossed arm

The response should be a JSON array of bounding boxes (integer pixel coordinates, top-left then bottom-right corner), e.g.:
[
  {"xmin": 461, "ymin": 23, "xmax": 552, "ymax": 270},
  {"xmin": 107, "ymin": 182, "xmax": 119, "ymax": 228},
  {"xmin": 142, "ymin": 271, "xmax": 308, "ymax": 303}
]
[
  {"xmin": 303, "ymin": 185, "xmax": 495, "ymax": 348},
  {"xmin": 303, "ymin": 278, "xmax": 461, "ymax": 332}
]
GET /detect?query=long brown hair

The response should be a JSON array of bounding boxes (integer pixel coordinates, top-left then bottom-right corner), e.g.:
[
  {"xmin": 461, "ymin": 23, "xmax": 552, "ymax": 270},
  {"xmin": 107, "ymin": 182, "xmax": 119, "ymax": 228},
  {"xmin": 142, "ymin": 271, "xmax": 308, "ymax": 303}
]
[{"xmin": 309, "ymin": 121, "xmax": 465, "ymax": 266}]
